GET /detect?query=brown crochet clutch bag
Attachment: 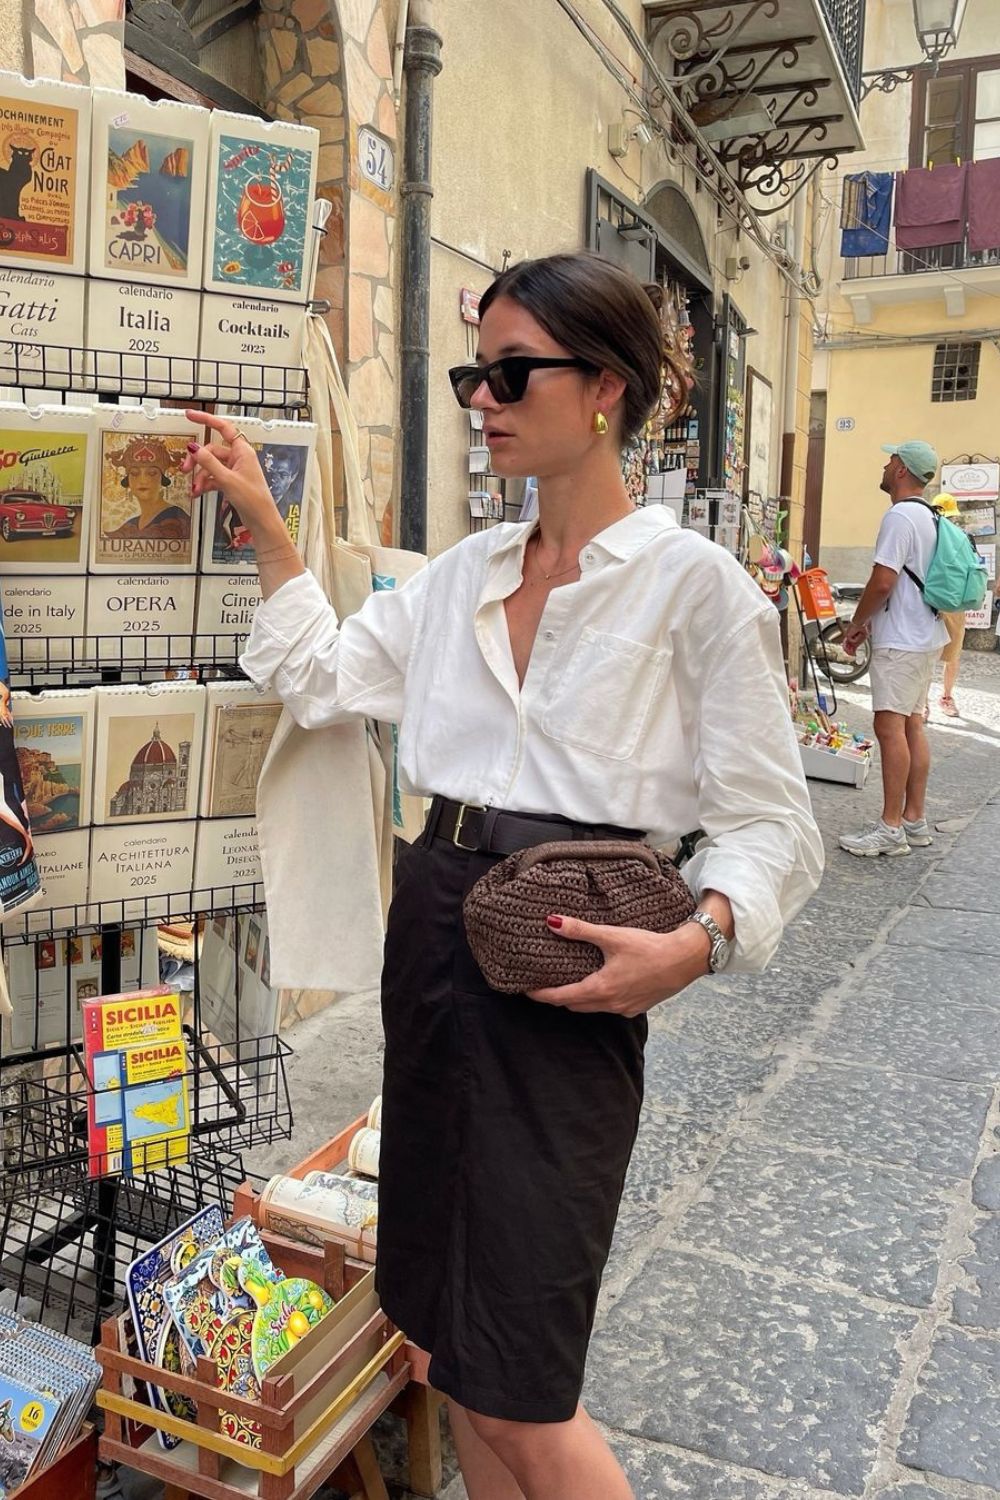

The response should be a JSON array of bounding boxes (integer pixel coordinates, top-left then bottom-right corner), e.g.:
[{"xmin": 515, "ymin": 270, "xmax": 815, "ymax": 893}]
[{"xmin": 463, "ymin": 839, "xmax": 697, "ymax": 994}]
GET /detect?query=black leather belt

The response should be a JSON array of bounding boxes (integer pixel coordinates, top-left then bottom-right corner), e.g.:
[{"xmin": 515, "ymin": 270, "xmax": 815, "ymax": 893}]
[{"xmin": 426, "ymin": 795, "xmax": 645, "ymax": 857}]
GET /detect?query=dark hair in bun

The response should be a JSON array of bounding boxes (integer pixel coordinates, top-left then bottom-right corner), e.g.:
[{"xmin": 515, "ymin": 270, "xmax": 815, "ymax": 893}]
[{"xmin": 477, "ymin": 251, "xmax": 684, "ymax": 442}]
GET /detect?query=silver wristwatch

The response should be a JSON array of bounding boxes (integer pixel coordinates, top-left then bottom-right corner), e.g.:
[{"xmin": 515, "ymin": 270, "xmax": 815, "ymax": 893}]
[{"xmin": 685, "ymin": 910, "xmax": 733, "ymax": 973}]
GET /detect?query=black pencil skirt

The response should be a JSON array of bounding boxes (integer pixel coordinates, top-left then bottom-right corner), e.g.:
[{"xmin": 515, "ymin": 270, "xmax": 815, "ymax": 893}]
[{"xmin": 374, "ymin": 824, "xmax": 647, "ymax": 1424}]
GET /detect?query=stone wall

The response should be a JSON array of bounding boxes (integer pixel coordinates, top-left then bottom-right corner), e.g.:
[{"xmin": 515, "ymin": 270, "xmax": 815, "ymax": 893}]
[
  {"xmin": 258, "ymin": 0, "xmax": 398, "ymax": 543},
  {"xmin": 25, "ymin": 0, "xmax": 124, "ymax": 87}
]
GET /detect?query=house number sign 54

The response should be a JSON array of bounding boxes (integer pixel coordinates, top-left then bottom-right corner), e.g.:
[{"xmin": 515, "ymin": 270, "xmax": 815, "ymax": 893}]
[{"xmin": 358, "ymin": 128, "xmax": 395, "ymax": 193}]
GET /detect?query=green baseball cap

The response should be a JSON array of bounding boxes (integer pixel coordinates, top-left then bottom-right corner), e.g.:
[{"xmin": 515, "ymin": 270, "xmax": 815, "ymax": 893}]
[{"xmin": 881, "ymin": 440, "xmax": 939, "ymax": 482}]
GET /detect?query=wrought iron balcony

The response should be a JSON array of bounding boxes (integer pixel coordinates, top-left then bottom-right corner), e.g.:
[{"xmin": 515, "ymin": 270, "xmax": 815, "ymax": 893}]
[
  {"xmin": 646, "ymin": 0, "xmax": 866, "ymax": 196},
  {"xmin": 844, "ymin": 237, "xmax": 1000, "ymax": 280}
]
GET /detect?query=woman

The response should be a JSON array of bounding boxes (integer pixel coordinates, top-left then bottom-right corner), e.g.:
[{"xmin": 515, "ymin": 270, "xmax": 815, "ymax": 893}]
[
  {"xmin": 182, "ymin": 252, "xmax": 823, "ymax": 1500},
  {"xmin": 929, "ymin": 493, "xmax": 966, "ymax": 717}
]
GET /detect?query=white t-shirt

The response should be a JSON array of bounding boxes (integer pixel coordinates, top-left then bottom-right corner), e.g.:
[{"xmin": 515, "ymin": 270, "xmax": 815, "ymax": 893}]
[{"xmin": 871, "ymin": 499, "xmax": 950, "ymax": 652}]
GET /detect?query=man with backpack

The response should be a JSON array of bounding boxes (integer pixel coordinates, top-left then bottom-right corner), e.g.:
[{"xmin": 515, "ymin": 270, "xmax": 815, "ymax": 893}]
[{"xmin": 838, "ymin": 439, "xmax": 985, "ymax": 858}]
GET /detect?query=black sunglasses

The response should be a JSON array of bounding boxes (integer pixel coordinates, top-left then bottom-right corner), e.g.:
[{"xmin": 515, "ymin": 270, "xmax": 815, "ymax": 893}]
[{"xmin": 448, "ymin": 355, "xmax": 596, "ymax": 409}]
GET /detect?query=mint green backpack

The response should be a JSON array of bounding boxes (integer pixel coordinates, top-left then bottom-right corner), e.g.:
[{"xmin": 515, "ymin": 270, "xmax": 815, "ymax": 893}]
[{"xmin": 898, "ymin": 501, "xmax": 988, "ymax": 614}]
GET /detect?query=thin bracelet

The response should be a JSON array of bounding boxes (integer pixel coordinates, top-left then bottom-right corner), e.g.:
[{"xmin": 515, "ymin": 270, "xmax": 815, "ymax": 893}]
[{"xmin": 253, "ymin": 541, "xmax": 301, "ymax": 563}]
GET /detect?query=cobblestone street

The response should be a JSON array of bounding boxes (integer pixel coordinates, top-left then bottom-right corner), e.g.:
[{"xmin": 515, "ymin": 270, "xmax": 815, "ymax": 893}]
[{"xmin": 250, "ymin": 648, "xmax": 1000, "ymax": 1500}]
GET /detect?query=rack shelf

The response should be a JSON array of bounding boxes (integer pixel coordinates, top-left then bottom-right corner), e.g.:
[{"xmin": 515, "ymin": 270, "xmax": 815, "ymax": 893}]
[
  {"xmin": 3, "ymin": 882, "xmax": 264, "ymax": 943},
  {"xmin": 7, "ymin": 633, "xmax": 251, "ymax": 688},
  {"xmin": 0, "ymin": 343, "xmax": 309, "ymax": 411},
  {"xmin": 1, "ymin": 1028, "xmax": 292, "ymax": 1199}
]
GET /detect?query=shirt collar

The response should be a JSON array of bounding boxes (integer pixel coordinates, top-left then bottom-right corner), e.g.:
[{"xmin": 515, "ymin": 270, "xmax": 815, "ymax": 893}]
[{"xmin": 486, "ymin": 504, "xmax": 679, "ymax": 572}]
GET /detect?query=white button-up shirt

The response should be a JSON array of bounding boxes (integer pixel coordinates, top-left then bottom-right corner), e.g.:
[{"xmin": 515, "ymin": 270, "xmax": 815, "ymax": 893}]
[{"xmin": 241, "ymin": 506, "xmax": 823, "ymax": 972}]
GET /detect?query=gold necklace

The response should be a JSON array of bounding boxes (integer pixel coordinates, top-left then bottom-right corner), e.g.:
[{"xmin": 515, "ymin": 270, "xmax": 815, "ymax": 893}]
[{"xmin": 530, "ymin": 535, "xmax": 581, "ymax": 581}]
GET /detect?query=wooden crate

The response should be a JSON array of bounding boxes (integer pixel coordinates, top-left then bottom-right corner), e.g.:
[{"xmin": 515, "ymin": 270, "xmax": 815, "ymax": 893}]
[
  {"xmin": 16, "ymin": 1424, "xmax": 97, "ymax": 1500},
  {"xmin": 232, "ymin": 1119, "xmax": 442, "ymax": 1499},
  {"xmin": 96, "ymin": 1237, "xmax": 408, "ymax": 1500}
]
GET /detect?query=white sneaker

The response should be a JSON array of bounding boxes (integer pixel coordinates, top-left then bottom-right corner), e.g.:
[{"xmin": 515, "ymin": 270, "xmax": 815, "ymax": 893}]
[
  {"xmin": 839, "ymin": 820, "xmax": 911, "ymax": 857},
  {"xmin": 903, "ymin": 817, "xmax": 933, "ymax": 847}
]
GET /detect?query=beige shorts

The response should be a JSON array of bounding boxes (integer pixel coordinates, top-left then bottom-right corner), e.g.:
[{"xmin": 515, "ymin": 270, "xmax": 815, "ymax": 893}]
[
  {"xmin": 869, "ymin": 647, "xmax": 939, "ymax": 716},
  {"xmin": 939, "ymin": 610, "xmax": 966, "ymax": 665}
]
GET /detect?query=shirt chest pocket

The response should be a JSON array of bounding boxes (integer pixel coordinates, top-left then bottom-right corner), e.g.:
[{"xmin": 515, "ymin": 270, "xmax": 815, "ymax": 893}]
[{"xmin": 540, "ymin": 627, "xmax": 669, "ymax": 760}]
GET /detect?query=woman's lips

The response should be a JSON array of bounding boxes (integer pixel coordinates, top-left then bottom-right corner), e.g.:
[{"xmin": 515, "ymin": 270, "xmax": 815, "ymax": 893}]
[{"xmin": 484, "ymin": 429, "xmax": 513, "ymax": 443}]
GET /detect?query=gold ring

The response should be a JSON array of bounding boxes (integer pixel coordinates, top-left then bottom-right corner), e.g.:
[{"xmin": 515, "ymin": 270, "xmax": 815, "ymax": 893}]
[{"xmin": 230, "ymin": 428, "xmax": 249, "ymax": 445}]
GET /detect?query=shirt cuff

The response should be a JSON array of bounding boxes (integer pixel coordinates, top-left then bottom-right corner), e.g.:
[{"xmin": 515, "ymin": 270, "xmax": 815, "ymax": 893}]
[
  {"xmin": 239, "ymin": 570, "xmax": 335, "ymax": 689},
  {"xmin": 682, "ymin": 844, "xmax": 784, "ymax": 973}
]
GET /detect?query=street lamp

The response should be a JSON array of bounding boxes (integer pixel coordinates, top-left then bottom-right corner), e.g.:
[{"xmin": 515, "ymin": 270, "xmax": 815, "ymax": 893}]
[
  {"xmin": 912, "ymin": 0, "xmax": 968, "ymax": 64},
  {"xmin": 861, "ymin": 0, "xmax": 968, "ymax": 97}
]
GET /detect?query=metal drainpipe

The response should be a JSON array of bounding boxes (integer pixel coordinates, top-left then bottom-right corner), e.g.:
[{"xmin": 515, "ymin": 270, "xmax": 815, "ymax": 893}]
[{"xmin": 398, "ymin": 9, "xmax": 443, "ymax": 555}]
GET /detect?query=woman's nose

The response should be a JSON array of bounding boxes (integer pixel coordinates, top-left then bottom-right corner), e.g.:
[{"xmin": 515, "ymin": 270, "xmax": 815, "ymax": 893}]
[{"xmin": 470, "ymin": 378, "xmax": 499, "ymax": 411}]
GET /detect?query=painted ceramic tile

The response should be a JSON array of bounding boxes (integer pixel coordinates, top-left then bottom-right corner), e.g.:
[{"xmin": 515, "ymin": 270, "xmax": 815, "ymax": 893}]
[
  {"xmin": 124, "ymin": 1204, "xmax": 224, "ymax": 1451},
  {"xmin": 164, "ymin": 1218, "xmax": 281, "ymax": 1365},
  {"xmin": 205, "ymin": 115, "xmax": 318, "ymax": 302},
  {"xmin": 0, "ymin": 72, "xmax": 91, "ymax": 274}
]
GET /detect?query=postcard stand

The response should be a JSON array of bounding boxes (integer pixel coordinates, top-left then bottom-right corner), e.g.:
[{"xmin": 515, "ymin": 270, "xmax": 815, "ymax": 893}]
[{"xmin": 0, "ymin": 263, "xmax": 317, "ymax": 1352}]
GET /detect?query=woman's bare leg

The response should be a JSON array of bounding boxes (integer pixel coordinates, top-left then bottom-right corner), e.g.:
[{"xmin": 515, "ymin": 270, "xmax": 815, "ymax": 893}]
[
  {"xmin": 460, "ymin": 1403, "xmax": 634, "ymax": 1500},
  {"xmin": 448, "ymin": 1401, "xmax": 525, "ymax": 1499}
]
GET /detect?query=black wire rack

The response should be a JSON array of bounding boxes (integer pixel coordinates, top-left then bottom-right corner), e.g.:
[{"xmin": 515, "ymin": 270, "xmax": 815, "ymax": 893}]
[
  {"xmin": 0, "ymin": 1028, "xmax": 291, "ymax": 1197},
  {"xmin": 0, "ymin": 343, "xmax": 309, "ymax": 411},
  {"xmin": 6, "ymin": 632, "xmax": 251, "ymax": 687},
  {"xmin": 0, "ymin": 1148, "xmax": 247, "ymax": 1340},
  {"xmin": 2, "ymin": 883, "xmax": 265, "ymax": 945}
]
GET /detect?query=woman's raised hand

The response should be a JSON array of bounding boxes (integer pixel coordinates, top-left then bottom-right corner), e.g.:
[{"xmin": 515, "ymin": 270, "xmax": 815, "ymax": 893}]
[{"xmin": 181, "ymin": 409, "xmax": 280, "ymax": 539}]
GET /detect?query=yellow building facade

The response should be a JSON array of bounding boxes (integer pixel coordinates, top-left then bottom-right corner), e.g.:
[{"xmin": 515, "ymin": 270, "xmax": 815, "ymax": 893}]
[{"xmin": 814, "ymin": 0, "xmax": 1000, "ymax": 592}]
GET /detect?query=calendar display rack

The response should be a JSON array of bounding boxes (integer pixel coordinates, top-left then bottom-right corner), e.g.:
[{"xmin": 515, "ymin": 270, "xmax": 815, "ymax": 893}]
[{"xmin": 0, "ymin": 346, "xmax": 298, "ymax": 1335}]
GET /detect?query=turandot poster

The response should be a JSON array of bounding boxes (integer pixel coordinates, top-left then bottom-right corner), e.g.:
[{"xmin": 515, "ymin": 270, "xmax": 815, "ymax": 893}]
[{"xmin": 91, "ymin": 407, "xmax": 200, "ymax": 571}]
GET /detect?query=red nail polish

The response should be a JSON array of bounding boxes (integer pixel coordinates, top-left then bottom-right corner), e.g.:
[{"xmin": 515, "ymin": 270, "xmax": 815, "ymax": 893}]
[
  {"xmin": 547, "ymin": 915, "xmax": 563, "ymax": 930},
  {"xmin": 186, "ymin": 441, "xmax": 199, "ymax": 453}
]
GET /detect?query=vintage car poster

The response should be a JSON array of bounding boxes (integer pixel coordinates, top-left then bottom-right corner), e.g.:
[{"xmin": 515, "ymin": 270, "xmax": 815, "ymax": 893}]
[
  {"xmin": 205, "ymin": 113, "xmax": 318, "ymax": 303},
  {"xmin": 0, "ymin": 72, "xmax": 90, "ymax": 274},
  {"xmin": 92, "ymin": 407, "xmax": 200, "ymax": 571},
  {"xmin": 0, "ymin": 403, "xmax": 92, "ymax": 572}
]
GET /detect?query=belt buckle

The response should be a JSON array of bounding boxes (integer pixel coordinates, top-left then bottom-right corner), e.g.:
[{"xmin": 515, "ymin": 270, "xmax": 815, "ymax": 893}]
[{"xmin": 452, "ymin": 803, "xmax": 485, "ymax": 850}]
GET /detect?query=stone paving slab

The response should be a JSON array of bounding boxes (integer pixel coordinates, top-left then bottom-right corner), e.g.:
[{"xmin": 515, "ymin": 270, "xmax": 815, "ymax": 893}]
[
  {"xmin": 919, "ymin": 873, "xmax": 1000, "ymax": 913},
  {"xmin": 755, "ymin": 1062, "xmax": 991, "ymax": 1179},
  {"xmin": 675, "ymin": 1141, "xmax": 951, "ymax": 1307},
  {"xmin": 973, "ymin": 1157, "xmax": 1000, "ymax": 1210},
  {"xmin": 954, "ymin": 1214, "xmax": 1000, "ymax": 1331},
  {"xmin": 857, "ymin": 946, "xmax": 1000, "ymax": 1011},
  {"xmin": 811, "ymin": 993, "xmax": 1000, "ymax": 1084},
  {"xmin": 608, "ymin": 1435, "xmax": 839, "ymax": 1500},
  {"xmin": 642, "ymin": 1035, "xmax": 778, "ymax": 1118},
  {"xmin": 899, "ymin": 1327, "xmax": 1000, "ymax": 1489},
  {"xmin": 888, "ymin": 909, "xmax": 1000, "ymax": 957},
  {"xmin": 586, "ymin": 1248, "xmax": 915, "ymax": 1495},
  {"xmin": 653, "ymin": 982, "xmax": 818, "ymax": 1060}
]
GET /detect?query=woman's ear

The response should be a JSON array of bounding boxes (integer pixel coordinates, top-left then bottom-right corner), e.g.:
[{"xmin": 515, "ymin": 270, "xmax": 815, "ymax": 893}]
[{"xmin": 595, "ymin": 368, "xmax": 628, "ymax": 414}]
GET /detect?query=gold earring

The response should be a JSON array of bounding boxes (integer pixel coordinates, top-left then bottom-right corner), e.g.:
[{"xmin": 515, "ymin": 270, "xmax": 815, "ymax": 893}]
[{"xmin": 593, "ymin": 412, "xmax": 609, "ymax": 436}]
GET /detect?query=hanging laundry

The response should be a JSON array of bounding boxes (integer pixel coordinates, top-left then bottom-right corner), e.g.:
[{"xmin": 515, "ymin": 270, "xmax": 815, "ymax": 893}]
[
  {"xmin": 840, "ymin": 173, "xmax": 894, "ymax": 257},
  {"xmin": 967, "ymin": 157, "xmax": 1000, "ymax": 253},
  {"xmin": 894, "ymin": 163, "xmax": 967, "ymax": 250}
]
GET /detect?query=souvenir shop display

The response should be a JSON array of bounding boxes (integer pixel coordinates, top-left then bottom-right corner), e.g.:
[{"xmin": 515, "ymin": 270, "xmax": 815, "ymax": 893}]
[
  {"xmin": 0, "ymin": 66, "xmax": 344, "ymax": 1500},
  {"xmin": 789, "ymin": 682, "xmax": 872, "ymax": 788},
  {"xmin": 626, "ymin": 277, "xmax": 698, "ymax": 510}
]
